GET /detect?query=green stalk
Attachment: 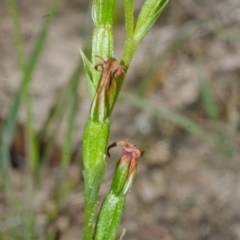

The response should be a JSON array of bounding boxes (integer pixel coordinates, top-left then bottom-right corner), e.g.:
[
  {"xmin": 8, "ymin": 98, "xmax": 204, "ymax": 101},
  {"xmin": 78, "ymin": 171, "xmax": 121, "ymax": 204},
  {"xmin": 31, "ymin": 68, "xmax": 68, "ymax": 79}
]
[
  {"xmin": 91, "ymin": 0, "xmax": 118, "ymax": 89},
  {"xmin": 81, "ymin": 1, "xmax": 169, "ymax": 239},
  {"xmin": 82, "ymin": 1, "xmax": 120, "ymax": 239},
  {"xmin": 111, "ymin": 0, "xmax": 169, "ymax": 112},
  {"xmin": 83, "ymin": 58, "xmax": 124, "ymax": 240},
  {"xmin": 82, "ymin": 120, "xmax": 109, "ymax": 240}
]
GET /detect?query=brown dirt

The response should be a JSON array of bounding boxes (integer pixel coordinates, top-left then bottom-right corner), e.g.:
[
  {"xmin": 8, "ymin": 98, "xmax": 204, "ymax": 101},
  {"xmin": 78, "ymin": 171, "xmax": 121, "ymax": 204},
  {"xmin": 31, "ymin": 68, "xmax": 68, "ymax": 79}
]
[{"xmin": 0, "ymin": 0, "xmax": 240, "ymax": 239}]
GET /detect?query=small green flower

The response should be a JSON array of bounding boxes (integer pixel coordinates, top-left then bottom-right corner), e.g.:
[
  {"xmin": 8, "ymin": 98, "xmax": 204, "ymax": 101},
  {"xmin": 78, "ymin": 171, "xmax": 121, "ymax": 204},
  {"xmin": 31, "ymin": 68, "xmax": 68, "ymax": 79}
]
[
  {"xmin": 107, "ymin": 140, "xmax": 140, "ymax": 196},
  {"xmin": 94, "ymin": 141, "xmax": 141, "ymax": 240}
]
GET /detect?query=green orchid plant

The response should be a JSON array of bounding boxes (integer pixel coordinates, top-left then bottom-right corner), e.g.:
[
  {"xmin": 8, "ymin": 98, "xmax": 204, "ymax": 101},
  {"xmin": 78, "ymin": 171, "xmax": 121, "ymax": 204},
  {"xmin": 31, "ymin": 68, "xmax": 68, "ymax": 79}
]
[{"xmin": 80, "ymin": 0, "xmax": 169, "ymax": 239}]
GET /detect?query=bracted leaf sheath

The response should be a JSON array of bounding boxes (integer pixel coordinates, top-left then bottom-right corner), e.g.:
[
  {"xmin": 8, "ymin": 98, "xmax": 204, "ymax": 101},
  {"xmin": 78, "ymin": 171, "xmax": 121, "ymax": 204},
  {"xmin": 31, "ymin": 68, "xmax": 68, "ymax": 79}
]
[{"xmin": 82, "ymin": 57, "xmax": 124, "ymax": 240}]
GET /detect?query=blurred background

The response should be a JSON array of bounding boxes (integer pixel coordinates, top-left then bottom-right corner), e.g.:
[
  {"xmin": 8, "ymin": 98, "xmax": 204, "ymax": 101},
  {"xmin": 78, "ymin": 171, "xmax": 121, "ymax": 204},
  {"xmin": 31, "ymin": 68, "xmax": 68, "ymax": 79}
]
[{"xmin": 0, "ymin": 0, "xmax": 240, "ymax": 239}]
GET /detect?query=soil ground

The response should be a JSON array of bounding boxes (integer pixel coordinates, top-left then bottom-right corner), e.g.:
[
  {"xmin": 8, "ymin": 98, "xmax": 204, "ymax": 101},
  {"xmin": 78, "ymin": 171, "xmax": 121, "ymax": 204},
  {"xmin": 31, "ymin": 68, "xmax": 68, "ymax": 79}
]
[{"xmin": 0, "ymin": 0, "xmax": 240, "ymax": 239}]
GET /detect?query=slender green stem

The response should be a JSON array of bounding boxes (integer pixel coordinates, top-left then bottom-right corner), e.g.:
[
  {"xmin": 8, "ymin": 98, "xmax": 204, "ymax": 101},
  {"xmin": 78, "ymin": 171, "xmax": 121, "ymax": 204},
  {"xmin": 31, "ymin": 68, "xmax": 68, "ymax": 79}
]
[
  {"xmin": 82, "ymin": 120, "xmax": 109, "ymax": 240},
  {"xmin": 81, "ymin": 1, "xmax": 169, "ymax": 239},
  {"xmin": 82, "ymin": 1, "xmax": 120, "ymax": 239}
]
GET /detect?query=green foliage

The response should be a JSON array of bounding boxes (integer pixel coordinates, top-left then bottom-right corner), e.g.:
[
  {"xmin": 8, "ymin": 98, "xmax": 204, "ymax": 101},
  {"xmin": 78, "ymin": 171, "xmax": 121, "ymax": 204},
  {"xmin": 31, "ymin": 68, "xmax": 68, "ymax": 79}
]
[{"xmin": 81, "ymin": 0, "xmax": 169, "ymax": 239}]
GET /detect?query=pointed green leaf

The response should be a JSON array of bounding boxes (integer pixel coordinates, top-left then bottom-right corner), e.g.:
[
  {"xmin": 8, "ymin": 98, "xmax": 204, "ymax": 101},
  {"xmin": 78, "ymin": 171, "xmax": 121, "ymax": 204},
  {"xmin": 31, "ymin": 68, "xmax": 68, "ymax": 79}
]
[
  {"xmin": 134, "ymin": 0, "xmax": 169, "ymax": 45},
  {"xmin": 79, "ymin": 49, "xmax": 96, "ymax": 99}
]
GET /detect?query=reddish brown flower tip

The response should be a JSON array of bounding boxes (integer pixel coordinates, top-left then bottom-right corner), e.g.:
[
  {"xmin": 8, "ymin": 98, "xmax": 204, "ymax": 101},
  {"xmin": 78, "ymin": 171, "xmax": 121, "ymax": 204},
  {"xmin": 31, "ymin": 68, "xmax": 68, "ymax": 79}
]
[
  {"xmin": 107, "ymin": 140, "xmax": 141, "ymax": 161},
  {"xmin": 90, "ymin": 57, "xmax": 125, "ymax": 122}
]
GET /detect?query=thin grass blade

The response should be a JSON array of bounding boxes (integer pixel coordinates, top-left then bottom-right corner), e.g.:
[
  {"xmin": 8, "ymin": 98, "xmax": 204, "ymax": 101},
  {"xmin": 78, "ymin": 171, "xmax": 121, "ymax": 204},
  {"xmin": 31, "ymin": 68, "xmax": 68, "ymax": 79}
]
[
  {"xmin": 61, "ymin": 67, "xmax": 81, "ymax": 168},
  {"xmin": 120, "ymin": 92, "xmax": 217, "ymax": 144},
  {"xmin": 196, "ymin": 62, "xmax": 219, "ymax": 121},
  {"xmin": 0, "ymin": 0, "xmax": 60, "ymax": 171}
]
